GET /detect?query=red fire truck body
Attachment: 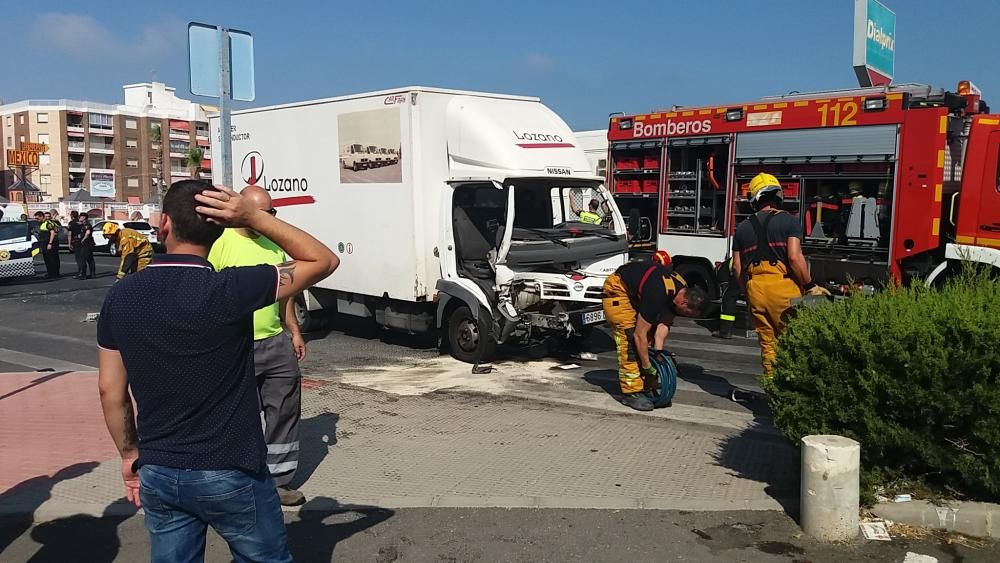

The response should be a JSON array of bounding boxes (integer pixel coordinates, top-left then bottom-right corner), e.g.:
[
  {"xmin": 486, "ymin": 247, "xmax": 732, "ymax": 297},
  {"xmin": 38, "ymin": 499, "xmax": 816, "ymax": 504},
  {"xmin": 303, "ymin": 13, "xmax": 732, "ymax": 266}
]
[{"xmin": 606, "ymin": 82, "xmax": 999, "ymax": 297}]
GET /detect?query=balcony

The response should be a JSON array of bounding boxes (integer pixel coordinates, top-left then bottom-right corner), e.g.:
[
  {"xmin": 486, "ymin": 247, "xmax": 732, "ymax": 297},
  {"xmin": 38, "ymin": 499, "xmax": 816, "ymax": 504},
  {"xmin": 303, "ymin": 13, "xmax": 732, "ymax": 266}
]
[
  {"xmin": 69, "ymin": 162, "xmax": 86, "ymax": 173},
  {"xmin": 89, "ymin": 144, "xmax": 115, "ymax": 155},
  {"xmin": 170, "ymin": 169, "xmax": 191, "ymax": 177},
  {"xmin": 169, "ymin": 129, "xmax": 189, "ymax": 140},
  {"xmin": 67, "ymin": 141, "xmax": 85, "ymax": 153},
  {"xmin": 67, "ymin": 124, "xmax": 85, "ymax": 134},
  {"xmin": 195, "ymin": 129, "xmax": 209, "ymax": 140},
  {"xmin": 89, "ymin": 126, "xmax": 114, "ymax": 137}
]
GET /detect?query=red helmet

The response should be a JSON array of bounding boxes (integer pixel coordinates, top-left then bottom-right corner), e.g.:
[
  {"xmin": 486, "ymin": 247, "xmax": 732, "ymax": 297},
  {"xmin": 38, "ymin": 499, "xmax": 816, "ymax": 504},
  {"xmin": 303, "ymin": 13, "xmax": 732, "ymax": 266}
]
[{"xmin": 652, "ymin": 250, "xmax": 671, "ymax": 266}]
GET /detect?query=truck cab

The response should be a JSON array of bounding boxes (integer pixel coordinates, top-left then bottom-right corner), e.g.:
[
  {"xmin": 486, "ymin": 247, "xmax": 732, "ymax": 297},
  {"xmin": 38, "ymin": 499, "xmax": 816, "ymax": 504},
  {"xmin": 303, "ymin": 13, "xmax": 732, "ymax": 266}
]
[{"xmin": 442, "ymin": 178, "xmax": 626, "ymax": 361}]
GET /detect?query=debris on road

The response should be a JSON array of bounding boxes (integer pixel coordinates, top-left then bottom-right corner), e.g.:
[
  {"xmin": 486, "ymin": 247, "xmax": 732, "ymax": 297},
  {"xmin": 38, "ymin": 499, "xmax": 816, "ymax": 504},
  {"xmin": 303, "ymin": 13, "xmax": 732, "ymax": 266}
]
[
  {"xmin": 860, "ymin": 519, "xmax": 892, "ymax": 541},
  {"xmin": 83, "ymin": 312, "xmax": 100, "ymax": 322},
  {"xmin": 894, "ymin": 494, "xmax": 913, "ymax": 503},
  {"xmin": 554, "ymin": 363, "xmax": 581, "ymax": 370},
  {"xmin": 574, "ymin": 352, "xmax": 599, "ymax": 361},
  {"xmin": 902, "ymin": 553, "xmax": 938, "ymax": 563}
]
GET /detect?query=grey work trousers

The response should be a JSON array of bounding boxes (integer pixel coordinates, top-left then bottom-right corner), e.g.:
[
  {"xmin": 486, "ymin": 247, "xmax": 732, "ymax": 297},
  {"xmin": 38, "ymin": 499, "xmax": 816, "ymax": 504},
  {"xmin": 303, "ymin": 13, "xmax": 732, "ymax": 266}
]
[{"xmin": 253, "ymin": 332, "xmax": 302, "ymax": 488}]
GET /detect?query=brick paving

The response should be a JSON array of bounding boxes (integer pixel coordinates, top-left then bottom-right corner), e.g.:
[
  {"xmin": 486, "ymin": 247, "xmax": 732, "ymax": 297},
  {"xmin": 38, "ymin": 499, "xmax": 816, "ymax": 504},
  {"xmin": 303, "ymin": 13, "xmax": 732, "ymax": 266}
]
[{"xmin": 0, "ymin": 371, "xmax": 795, "ymax": 519}]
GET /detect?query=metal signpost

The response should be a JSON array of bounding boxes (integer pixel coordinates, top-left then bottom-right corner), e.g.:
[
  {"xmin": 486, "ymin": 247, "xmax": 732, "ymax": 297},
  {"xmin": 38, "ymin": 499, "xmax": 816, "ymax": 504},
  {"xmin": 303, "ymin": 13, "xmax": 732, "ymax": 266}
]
[
  {"xmin": 853, "ymin": 0, "xmax": 896, "ymax": 87},
  {"xmin": 188, "ymin": 23, "xmax": 255, "ymax": 188}
]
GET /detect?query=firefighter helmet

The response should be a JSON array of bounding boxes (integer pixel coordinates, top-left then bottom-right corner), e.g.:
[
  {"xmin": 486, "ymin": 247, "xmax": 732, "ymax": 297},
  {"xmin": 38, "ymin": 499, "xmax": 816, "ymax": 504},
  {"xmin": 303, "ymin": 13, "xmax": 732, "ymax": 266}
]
[
  {"xmin": 102, "ymin": 222, "xmax": 120, "ymax": 236},
  {"xmin": 652, "ymin": 250, "xmax": 672, "ymax": 267},
  {"xmin": 747, "ymin": 173, "xmax": 783, "ymax": 208}
]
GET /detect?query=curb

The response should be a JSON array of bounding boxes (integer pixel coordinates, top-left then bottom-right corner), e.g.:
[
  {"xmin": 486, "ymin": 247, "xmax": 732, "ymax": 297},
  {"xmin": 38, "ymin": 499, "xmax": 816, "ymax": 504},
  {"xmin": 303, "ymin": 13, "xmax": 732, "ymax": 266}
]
[{"xmin": 872, "ymin": 500, "xmax": 1000, "ymax": 539}]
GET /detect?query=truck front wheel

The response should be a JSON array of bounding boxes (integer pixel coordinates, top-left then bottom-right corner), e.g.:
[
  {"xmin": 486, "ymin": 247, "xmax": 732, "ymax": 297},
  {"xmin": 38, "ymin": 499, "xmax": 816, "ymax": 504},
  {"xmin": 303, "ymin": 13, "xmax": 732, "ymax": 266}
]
[
  {"xmin": 294, "ymin": 296, "xmax": 327, "ymax": 333},
  {"xmin": 446, "ymin": 305, "xmax": 496, "ymax": 364}
]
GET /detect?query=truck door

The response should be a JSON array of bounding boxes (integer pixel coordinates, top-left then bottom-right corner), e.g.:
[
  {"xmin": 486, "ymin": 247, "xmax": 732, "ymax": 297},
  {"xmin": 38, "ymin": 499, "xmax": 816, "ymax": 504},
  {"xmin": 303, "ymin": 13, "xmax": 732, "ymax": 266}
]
[{"xmin": 976, "ymin": 131, "xmax": 1000, "ymax": 244}]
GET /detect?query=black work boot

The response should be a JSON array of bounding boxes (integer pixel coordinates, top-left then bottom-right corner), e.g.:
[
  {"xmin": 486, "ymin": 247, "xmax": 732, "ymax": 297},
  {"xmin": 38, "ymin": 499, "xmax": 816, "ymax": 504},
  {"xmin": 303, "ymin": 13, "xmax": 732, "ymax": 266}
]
[{"xmin": 620, "ymin": 393, "xmax": 654, "ymax": 412}]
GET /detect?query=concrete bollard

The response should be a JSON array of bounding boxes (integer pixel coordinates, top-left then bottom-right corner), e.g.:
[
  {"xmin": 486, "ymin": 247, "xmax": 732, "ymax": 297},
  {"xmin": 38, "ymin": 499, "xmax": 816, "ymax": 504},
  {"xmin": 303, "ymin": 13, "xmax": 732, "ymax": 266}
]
[{"xmin": 801, "ymin": 434, "xmax": 861, "ymax": 542}]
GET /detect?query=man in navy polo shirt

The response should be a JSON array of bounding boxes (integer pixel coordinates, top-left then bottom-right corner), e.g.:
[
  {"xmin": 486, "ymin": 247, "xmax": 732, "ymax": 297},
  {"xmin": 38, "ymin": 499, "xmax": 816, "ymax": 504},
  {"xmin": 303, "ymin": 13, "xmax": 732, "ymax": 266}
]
[{"xmin": 97, "ymin": 180, "xmax": 338, "ymax": 562}]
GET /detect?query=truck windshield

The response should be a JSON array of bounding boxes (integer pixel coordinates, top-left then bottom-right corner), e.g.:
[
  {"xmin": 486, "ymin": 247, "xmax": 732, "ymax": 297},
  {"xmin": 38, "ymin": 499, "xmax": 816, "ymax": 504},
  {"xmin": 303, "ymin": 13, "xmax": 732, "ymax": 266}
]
[
  {"xmin": 510, "ymin": 181, "xmax": 618, "ymax": 236},
  {"xmin": 351, "ymin": 144, "xmax": 365, "ymax": 153},
  {"xmin": 368, "ymin": 146, "xmax": 378, "ymax": 153}
]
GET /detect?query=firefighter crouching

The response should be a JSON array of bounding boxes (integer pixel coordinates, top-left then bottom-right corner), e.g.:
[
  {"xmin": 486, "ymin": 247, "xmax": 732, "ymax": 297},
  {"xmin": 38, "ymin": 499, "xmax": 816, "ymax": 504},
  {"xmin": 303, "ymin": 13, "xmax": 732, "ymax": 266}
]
[
  {"xmin": 103, "ymin": 223, "xmax": 154, "ymax": 280},
  {"xmin": 601, "ymin": 256, "xmax": 707, "ymax": 411},
  {"xmin": 732, "ymin": 173, "xmax": 830, "ymax": 376}
]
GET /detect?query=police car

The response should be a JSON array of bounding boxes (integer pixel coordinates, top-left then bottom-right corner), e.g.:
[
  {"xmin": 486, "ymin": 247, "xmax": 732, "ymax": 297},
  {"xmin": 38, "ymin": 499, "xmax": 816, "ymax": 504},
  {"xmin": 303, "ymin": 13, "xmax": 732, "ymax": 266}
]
[{"xmin": 0, "ymin": 221, "xmax": 38, "ymax": 280}]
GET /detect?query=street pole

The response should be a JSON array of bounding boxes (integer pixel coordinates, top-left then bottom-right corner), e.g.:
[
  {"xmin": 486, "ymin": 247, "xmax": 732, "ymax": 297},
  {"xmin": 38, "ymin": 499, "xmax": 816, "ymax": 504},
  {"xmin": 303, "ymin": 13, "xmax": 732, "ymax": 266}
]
[{"xmin": 218, "ymin": 27, "xmax": 233, "ymax": 188}]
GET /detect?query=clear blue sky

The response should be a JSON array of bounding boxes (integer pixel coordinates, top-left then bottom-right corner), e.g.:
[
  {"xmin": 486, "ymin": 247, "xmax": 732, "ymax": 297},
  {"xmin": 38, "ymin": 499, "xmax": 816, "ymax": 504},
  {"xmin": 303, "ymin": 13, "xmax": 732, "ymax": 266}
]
[{"xmin": 8, "ymin": 1, "xmax": 999, "ymax": 130}]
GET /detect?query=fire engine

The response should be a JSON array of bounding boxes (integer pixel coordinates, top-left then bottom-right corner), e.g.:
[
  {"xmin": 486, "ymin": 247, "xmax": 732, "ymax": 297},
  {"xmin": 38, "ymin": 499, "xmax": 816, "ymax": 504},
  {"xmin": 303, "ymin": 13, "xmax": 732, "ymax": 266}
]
[{"xmin": 606, "ymin": 81, "xmax": 998, "ymax": 297}]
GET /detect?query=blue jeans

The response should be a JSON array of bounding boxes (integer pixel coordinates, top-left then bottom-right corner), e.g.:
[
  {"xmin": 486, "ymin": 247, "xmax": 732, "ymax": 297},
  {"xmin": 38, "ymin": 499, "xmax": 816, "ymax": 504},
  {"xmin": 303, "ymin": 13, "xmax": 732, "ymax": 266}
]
[{"xmin": 138, "ymin": 465, "xmax": 292, "ymax": 563}]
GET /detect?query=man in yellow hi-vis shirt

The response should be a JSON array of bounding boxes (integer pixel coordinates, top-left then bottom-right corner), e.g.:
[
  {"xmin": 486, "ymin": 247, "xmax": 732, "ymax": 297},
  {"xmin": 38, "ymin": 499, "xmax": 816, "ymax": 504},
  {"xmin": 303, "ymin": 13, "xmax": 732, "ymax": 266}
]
[{"xmin": 209, "ymin": 185, "xmax": 308, "ymax": 507}]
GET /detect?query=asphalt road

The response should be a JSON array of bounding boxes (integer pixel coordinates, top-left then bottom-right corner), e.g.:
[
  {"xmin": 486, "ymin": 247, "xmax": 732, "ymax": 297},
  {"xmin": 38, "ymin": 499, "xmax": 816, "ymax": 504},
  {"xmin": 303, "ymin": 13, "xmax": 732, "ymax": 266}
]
[
  {"xmin": 4, "ymin": 508, "xmax": 995, "ymax": 562},
  {"xmin": 0, "ymin": 253, "xmax": 764, "ymax": 428}
]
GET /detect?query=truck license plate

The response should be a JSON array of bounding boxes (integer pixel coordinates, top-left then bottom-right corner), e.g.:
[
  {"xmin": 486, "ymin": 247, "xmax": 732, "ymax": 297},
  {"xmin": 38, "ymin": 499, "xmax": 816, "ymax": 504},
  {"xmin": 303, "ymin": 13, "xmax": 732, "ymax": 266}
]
[{"xmin": 583, "ymin": 310, "xmax": 605, "ymax": 325}]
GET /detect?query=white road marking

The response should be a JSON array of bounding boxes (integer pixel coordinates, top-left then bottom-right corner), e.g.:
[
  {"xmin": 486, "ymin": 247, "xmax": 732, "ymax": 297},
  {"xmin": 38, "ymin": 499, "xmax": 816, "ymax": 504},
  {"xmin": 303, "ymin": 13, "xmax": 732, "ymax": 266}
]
[{"xmin": 0, "ymin": 347, "xmax": 95, "ymax": 372}]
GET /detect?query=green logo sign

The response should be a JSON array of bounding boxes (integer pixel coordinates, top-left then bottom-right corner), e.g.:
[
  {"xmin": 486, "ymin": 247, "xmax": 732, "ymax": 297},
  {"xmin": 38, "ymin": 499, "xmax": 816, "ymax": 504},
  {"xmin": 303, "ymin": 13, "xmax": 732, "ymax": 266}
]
[
  {"xmin": 853, "ymin": 0, "xmax": 896, "ymax": 86},
  {"xmin": 865, "ymin": 0, "xmax": 895, "ymax": 77}
]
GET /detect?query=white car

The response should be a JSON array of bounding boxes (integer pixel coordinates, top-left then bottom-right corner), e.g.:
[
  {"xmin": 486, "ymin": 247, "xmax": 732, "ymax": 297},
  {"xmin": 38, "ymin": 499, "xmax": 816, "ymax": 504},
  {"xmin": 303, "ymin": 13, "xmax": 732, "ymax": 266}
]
[
  {"xmin": 0, "ymin": 221, "xmax": 37, "ymax": 280},
  {"xmin": 90, "ymin": 220, "xmax": 159, "ymax": 256},
  {"xmin": 380, "ymin": 147, "xmax": 398, "ymax": 165},
  {"xmin": 340, "ymin": 143, "xmax": 371, "ymax": 171},
  {"xmin": 367, "ymin": 145, "xmax": 385, "ymax": 167}
]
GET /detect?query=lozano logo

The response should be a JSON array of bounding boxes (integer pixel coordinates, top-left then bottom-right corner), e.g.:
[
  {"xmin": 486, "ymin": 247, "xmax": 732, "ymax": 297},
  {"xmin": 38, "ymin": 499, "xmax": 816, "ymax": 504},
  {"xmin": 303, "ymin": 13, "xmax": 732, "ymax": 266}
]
[
  {"xmin": 240, "ymin": 151, "xmax": 310, "ymax": 192},
  {"xmin": 241, "ymin": 151, "xmax": 264, "ymax": 185},
  {"xmin": 513, "ymin": 131, "xmax": 564, "ymax": 142}
]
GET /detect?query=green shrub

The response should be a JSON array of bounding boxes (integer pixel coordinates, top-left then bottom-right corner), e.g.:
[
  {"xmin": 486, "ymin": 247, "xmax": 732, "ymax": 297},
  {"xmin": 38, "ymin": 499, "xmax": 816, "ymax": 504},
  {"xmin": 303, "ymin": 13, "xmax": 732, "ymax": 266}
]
[{"xmin": 763, "ymin": 268, "xmax": 1000, "ymax": 504}]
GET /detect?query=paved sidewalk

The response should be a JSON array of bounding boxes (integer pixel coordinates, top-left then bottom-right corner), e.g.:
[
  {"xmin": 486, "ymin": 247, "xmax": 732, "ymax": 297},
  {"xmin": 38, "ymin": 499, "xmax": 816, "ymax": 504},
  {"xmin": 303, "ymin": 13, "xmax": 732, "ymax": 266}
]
[{"xmin": 0, "ymin": 371, "xmax": 794, "ymax": 520}]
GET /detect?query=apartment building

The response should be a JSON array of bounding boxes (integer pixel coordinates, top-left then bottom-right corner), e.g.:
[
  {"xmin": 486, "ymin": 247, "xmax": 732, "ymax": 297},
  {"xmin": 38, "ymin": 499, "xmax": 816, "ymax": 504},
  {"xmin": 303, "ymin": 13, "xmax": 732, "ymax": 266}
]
[{"xmin": 0, "ymin": 82, "xmax": 214, "ymax": 202}]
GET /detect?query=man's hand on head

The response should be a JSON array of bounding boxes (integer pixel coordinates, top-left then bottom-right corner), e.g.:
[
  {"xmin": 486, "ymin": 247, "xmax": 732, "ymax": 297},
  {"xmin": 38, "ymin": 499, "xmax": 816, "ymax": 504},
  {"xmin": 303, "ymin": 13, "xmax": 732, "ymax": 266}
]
[{"xmin": 194, "ymin": 185, "xmax": 266, "ymax": 228}]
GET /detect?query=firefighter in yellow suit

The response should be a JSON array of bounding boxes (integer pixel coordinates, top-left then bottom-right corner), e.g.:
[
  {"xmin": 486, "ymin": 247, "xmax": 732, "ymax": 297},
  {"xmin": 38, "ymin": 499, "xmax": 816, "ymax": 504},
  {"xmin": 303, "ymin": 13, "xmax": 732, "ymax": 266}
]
[
  {"xmin": 601, "ymin": 260, "xmax": 707, "ymax": 411},
  {"xmin": 732, "ymin": 173, "xmax": 830, "ymax": 376},
  {"xmin": 103, "ymin": 223, "xmax": 153, "ymax": 280}
]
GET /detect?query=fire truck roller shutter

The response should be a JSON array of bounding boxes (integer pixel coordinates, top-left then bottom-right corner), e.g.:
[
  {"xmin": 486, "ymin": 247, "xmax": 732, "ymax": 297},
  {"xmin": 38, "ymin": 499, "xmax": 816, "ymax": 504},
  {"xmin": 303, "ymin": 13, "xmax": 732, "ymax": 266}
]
[{"xmin": 735, "ymin": 126, "xmax": 898, "ymax": 164}]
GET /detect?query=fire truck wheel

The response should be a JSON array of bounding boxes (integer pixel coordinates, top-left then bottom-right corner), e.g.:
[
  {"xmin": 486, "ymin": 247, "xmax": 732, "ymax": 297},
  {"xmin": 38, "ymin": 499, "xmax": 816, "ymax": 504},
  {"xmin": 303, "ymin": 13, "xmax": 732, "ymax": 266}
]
[
  {"xmin": 446, "ymin": 304, "xmax": 496, "ymax": 364},
  {"xmin": 674, "ymin": 261, "xmax": 719, "ymax": 301}
]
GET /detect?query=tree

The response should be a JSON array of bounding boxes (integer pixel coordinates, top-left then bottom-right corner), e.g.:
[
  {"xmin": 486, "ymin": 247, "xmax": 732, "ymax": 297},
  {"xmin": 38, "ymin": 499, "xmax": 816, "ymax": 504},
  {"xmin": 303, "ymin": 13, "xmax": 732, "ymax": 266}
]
[
  {"xmin": 184, "ymin": 147, "xmax": 205, "ymax": 180},
  {"xmin": 149, "ymin": 123, "xmax": 167, "ymax": 199}
]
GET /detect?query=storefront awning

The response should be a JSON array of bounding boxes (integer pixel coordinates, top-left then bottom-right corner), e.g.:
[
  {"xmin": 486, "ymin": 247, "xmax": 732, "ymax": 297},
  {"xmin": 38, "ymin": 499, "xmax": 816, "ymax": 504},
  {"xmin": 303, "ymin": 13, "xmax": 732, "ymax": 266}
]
[{"xmin": 168, "ymin": 120, "xmax": 190, "ymax": 130}]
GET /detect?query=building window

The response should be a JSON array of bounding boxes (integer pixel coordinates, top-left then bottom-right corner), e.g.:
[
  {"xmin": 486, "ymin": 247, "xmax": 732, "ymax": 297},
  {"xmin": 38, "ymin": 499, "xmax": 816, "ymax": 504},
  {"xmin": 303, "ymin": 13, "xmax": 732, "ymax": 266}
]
[
  {"xmin": 89, "ymin": 113, "xmax": 113, "ymax": 128},
  {"xmin": 19, "ymin": 135, "xmax": 25, "ymax": 144},
  {"xmin": 19, "ymin": 115, "xmax": 24, "ymax": 125},
  {"xmin": 128, "ymin": 178, "xmax": 140, "ymax": 188},
  {"xmin": 126, "ymin": 139, "xmax": 138, "ymax": 148},
  {"xmin": 6, "ymin": 137, "xmax": 11, "ymax": 147},
  {"xmin": 5, "ymin": 116, "xmax": 9, "ymax": 126},
  {"xmin": 125, "ymin": 119, "xmax": 137, "ymax": 129},
  {"xmin": 40, "ymin": 154, "xmax": 51, "ymax": 165},
  {"xmin": 40, "ymin": 174, "xmax": 51, "ymax": 185},
  {"xmin": 170, "ymin": 140, "xmax": 190, "ymax": 152},
  {"xmin": 37, "ymin": 133, "xmax": 50, "ymax": 145},
  {"xmin": 127, "ymin": 159, "xmax": 139, "ymax": 168},
  {"xmin": 37, "ymin": 113, "xmax": 49, "ymax": 123}
]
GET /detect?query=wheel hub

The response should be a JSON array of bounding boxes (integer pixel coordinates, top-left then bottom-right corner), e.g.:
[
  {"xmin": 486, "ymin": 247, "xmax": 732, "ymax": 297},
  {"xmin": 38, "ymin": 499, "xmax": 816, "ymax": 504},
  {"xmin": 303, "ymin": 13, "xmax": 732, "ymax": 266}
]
[{"xmin": 457, "ymin": 319, "xmax": 479, "ymax": 352}]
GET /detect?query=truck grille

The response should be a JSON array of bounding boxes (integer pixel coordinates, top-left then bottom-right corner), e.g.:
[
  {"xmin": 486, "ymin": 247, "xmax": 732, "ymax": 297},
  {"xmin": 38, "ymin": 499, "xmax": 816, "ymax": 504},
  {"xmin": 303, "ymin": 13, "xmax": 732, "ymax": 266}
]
[
  {"xmin": 541, "ymin": 282, "xmax": 570, "ymax": 298},
  {"xmin": 585, "ymin": 286, "xmax": 603, "ymax": 300}
]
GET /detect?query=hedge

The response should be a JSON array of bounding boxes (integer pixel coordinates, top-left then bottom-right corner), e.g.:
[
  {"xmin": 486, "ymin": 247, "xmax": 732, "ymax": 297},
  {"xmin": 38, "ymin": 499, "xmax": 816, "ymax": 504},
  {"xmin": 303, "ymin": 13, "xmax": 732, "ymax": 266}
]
[{"xmin": 763, "ymin": 268, "xmax": 1000, "ymax": 504}]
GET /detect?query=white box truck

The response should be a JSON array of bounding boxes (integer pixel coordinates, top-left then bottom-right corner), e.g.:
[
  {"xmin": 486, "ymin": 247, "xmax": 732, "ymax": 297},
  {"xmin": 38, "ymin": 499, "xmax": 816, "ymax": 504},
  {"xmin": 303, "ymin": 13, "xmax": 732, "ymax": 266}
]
[{"xmin": 211, "ymin": 87, "xmax": 628, "ymax": 362}]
